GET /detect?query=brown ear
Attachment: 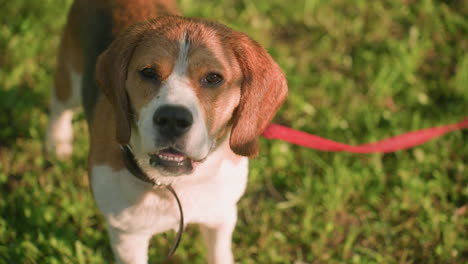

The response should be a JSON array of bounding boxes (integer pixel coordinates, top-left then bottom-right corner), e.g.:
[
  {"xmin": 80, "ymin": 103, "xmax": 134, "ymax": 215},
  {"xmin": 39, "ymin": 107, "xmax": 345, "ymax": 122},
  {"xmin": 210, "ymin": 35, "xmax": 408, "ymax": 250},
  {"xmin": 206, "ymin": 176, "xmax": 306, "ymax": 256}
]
[
  {"xmin": 95, "ymin": 23, "xmax": 149, "ymax": 145},
  {"xmin": 230, "ymin": 33, "xmax": 288, "ymax": 157}
]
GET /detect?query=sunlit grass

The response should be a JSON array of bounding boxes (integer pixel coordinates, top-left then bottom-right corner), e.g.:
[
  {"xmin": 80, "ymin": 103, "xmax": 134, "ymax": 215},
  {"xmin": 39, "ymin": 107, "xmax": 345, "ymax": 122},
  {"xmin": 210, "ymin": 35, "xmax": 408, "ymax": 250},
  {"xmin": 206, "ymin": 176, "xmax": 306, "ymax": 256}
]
[{"xmin": 1, "ymin": 0, "xmax": 467, "ymax": 263}]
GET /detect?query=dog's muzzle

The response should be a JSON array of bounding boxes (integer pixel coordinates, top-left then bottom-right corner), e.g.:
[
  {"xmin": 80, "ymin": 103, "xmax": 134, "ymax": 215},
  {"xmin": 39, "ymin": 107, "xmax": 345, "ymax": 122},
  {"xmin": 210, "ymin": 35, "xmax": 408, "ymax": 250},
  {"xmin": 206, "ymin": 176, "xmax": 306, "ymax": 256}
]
[{"xmin": 150, "ymin": 105, "xmax": 197, "ymax": 175}]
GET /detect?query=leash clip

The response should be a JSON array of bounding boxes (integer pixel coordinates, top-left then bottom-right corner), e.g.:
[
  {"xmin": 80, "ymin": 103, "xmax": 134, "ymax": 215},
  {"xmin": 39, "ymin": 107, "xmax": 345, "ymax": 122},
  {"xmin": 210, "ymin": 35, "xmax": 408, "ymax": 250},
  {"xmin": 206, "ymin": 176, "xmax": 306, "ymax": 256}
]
[{"xmin": 153, "ymin": 181, "xmax": 165, "ymax": 189}]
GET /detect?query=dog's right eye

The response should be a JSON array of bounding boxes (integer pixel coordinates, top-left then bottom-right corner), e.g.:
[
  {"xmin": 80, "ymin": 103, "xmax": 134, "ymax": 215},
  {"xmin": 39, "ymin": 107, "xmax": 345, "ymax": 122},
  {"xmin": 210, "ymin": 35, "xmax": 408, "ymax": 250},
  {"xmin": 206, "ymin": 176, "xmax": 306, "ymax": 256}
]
[{"xmin": 140, "ymin": 68, "xmax": 159, "ymax": 80}]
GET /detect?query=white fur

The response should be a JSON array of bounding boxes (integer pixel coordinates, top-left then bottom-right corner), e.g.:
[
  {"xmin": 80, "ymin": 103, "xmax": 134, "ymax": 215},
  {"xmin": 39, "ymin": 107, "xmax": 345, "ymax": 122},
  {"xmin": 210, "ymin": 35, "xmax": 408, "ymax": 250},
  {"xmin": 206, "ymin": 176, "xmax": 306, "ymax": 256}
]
[
  {"xmin": 46, "ymin": 67, "xmax": 82, "ymax": 159},
  {"xmin": 91, "ymin": 139, "xmax": 248, "ymax": 264}
]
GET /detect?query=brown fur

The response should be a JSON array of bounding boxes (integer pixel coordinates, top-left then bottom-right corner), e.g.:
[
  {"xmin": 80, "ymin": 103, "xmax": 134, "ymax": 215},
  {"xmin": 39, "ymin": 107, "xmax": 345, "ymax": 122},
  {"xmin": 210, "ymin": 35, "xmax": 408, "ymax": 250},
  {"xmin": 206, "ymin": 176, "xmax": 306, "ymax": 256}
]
[
  {"xmin": 54, "ymin": 4, "xmax": 84, "ymax": 102},
  {"xmin": 229, "ymin": 33, "xmax": 288, "ymax": 157},
  {"xmin": 95, "ymin": 16, "xmax": 287, "ymax": 160},
  {"xmin": 89, "ymin": 95, "xmax": 125, "ymax": 170},
  {"xmin": 54, "ymin": 0, "xmax": 180, "ymax": 102},
  {"xmin": 95, "ymin": 23, "xmax": 152, "ymax": 145},
  {"xmin": 57, "ymin": 0, "xmax": 178, "ymax": 170},
  {"xmin": 94, "ymin": 0, "xmax": 180, "ymax": 35},
  {"xmin": 61, "ymin": 3, "xmax": 286, "ymax": 170}
]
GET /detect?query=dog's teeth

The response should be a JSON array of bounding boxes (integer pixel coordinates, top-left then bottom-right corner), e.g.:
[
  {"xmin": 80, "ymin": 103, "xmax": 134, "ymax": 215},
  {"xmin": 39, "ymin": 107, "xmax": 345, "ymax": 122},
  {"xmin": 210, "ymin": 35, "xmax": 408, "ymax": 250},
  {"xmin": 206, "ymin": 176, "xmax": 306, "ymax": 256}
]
[{"xmin": 154, "ymin": 152, "xmax": 187, "ymax": 164}]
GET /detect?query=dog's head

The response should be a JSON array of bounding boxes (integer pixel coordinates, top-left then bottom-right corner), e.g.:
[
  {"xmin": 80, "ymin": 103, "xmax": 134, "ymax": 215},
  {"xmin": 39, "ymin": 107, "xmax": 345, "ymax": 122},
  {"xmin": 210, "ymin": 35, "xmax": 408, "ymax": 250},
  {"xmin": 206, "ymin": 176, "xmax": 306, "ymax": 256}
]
[{"xmin": 96, "ymin": 16, "xmax": 287, "ymax": 176}]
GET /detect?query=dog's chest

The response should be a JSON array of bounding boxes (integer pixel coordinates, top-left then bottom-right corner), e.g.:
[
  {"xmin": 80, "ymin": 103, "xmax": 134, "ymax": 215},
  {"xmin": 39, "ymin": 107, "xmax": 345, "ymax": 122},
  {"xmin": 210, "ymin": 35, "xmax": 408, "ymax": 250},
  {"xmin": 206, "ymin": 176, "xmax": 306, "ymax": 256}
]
[{"xmin": 90, "ymin": 156, "xmax": 248, "ymax": 234}]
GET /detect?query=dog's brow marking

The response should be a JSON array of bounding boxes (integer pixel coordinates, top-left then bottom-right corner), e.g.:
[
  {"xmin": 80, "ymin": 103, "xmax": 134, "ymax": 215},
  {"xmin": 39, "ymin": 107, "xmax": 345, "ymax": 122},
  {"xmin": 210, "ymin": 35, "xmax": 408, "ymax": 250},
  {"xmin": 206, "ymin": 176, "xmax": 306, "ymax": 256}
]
[{"xmin": 174, "ymin": 32, "xmax": 190, "ymax": 75}]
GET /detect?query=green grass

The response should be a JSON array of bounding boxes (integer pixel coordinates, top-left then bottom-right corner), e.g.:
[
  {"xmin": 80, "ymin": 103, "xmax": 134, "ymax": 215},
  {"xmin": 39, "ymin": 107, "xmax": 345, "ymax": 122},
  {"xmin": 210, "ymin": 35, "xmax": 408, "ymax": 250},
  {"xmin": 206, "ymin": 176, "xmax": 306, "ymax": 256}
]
[{"xmin": 1, "ymin": 0, "xmax": 467, "ymax": 263}]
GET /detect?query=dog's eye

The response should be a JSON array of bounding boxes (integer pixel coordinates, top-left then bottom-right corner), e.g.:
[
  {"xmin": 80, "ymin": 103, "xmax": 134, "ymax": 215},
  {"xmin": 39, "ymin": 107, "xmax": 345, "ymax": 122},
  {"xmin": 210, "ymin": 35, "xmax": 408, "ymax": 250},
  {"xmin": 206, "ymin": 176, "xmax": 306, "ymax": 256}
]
[
  {"xmin": 202, "ymin": 73, "xmax": 224, "ymax": 87},
  {"xmin": 140, "ymin": 68, "xmax": 159, "ymax": 80}
]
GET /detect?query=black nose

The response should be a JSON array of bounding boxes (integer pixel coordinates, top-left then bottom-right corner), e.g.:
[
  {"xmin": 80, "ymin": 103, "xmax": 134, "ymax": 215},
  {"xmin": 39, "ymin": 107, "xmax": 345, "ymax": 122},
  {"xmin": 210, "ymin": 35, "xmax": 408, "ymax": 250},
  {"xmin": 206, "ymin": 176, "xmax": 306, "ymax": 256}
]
[{"xmin": 153, "ymin": 105, "xmax": 193, "ymax": 138}]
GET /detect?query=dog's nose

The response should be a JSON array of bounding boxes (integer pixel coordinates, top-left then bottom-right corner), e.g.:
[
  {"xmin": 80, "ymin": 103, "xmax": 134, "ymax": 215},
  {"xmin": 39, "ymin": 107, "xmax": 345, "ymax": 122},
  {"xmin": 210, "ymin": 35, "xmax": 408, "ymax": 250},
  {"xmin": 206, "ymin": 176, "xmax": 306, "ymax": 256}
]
[{"xmin": 153, "ymin": 105, "xmax": 193, "ymax": 138}]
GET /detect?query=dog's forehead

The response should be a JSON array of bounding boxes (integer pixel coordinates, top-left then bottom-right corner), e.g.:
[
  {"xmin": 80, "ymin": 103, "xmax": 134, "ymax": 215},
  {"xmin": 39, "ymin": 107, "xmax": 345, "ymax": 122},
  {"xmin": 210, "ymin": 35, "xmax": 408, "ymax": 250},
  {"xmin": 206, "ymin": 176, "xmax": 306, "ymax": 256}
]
[
  {"xmin": 130, "ymin": 20, "xmax": 237, "ymax": 78},
  {"xmin": 125, "ymin": 19, "xmax": 243, "ymax": 132}
]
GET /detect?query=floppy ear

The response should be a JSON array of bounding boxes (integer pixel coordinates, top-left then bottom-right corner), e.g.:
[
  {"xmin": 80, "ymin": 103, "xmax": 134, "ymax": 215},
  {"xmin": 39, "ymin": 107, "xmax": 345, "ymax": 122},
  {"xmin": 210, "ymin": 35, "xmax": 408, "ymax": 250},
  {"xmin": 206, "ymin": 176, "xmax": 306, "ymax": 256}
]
[
  {"xmin": 95, "ymin": 24, "xmax": 148, "ymax": 145},
  {"xmin": 230, "ymin": 33, "xmax": 288, "ymax": 157}
]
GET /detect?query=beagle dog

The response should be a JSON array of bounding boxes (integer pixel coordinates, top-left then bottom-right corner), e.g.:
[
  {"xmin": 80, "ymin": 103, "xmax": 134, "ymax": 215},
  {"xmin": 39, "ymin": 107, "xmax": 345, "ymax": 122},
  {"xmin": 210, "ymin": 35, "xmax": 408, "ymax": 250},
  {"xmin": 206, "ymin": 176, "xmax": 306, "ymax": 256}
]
[{"xmin": 46, "ymin": 0, "xmax": 287, "ymax": 263}]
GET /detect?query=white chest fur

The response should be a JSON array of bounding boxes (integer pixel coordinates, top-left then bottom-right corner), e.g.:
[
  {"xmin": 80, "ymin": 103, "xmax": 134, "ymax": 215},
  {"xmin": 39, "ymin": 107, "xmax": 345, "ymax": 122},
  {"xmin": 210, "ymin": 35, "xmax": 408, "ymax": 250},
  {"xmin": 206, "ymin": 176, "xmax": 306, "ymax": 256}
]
[{"xmin": 90, "ymin": 146, "xmax": 249, "ymax": 237}]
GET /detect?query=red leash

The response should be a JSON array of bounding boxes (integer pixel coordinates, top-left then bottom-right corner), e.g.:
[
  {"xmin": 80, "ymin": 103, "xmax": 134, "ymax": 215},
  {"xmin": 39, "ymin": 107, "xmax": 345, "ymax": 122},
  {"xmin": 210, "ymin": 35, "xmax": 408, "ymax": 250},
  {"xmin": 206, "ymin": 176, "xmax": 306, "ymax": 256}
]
[{"xmin": 262, "ymin": 117, "xmax": 468, "ymax": 153}]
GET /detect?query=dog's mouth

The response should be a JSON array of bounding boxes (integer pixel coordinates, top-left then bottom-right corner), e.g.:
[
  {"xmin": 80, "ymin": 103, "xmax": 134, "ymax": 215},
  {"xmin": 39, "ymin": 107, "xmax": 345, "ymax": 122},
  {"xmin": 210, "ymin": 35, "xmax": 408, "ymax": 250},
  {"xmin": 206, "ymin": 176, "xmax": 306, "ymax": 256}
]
[{"xmin": 149, "ymin": 148, "xmax": 197, "ymax": 176}]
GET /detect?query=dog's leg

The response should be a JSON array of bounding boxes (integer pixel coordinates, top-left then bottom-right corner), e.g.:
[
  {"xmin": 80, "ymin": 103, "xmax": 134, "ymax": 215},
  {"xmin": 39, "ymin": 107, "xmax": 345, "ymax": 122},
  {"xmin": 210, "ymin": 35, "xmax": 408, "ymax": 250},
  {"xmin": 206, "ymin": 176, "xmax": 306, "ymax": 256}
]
[
  {"xmin": 46, "ymin": 101, "xmax": 74, "ymax": 159},
  {"xmin": 46, "ymin": 54, "xmax": 82, "ymax": 159},
  {"xmin": 108, "ymin": 226, "xmax": 151, "ymax": 264},
  {"xmin": 200, "ymin": 207, "xmax": 237, "ymax": 264}
]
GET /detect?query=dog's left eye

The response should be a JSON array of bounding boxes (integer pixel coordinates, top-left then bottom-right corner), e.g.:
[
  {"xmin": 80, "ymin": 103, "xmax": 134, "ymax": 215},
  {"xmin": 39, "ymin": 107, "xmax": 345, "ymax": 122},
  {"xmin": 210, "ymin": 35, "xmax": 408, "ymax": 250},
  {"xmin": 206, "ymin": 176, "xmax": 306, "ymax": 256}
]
[
  {"xmin": 202, "ymin": 73, "xmax": 224, "ymax": 87},
  {"xmin": 140, "ymin": 68, "xmax": 159, "ymax": 80}
]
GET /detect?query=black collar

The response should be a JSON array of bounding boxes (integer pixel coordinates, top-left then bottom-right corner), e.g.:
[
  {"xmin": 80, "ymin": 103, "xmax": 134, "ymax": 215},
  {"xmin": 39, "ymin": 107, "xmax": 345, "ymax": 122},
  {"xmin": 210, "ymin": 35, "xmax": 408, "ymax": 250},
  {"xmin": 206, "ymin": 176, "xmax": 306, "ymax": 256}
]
[{"xmin": 120, "ymin": 144, "xmax": 184, "ymax": 259}]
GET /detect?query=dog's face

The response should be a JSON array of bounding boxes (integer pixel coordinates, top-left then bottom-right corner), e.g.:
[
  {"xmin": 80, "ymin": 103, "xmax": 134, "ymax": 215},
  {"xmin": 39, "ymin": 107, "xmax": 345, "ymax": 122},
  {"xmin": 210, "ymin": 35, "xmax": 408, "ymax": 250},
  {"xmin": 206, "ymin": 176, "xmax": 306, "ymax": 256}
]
[
  {"xmin": 125, "ymin": 25, "xmax": 244, "ymax": 175},
  {"xmin": 96, "ymin": 16, "xmax": 287, "ymax": 176}
]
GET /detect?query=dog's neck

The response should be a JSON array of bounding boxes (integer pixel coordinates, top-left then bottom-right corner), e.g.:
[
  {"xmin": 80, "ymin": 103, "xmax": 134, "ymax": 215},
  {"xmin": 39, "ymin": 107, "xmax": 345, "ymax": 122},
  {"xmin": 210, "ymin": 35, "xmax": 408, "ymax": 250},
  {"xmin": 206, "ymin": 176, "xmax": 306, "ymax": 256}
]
[{"xmin": 119, "ymin": 144, "xmax": 184, "ymax": 258}]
